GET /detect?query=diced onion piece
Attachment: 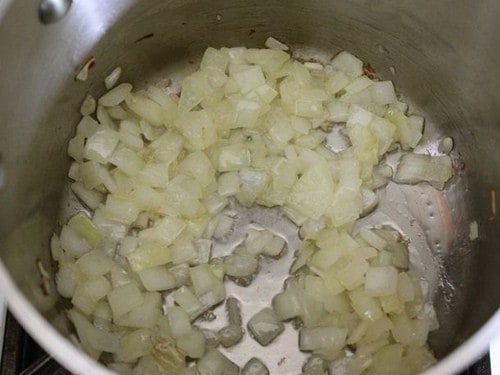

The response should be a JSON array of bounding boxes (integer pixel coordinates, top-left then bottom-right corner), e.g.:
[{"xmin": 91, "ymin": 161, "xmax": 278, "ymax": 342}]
[
  {"xmin": 68, "ymin": 309, "xmax": 119, "ymax": 354},
  {"xmin": 247, "ymin": 308, "xmax": 284, "ymax": 346},
  {"xmin": 349, "ymin": 288, "xmax": 383, "ymax": 321},
  {"xmin": 105, "ymin": 67, "xmax": 122, "ymax": 89},
  {"xmin": 262, "ymin": 236, "xmax": 286, "ymax": 257},
  {"xmin": 177, "ymin": 328, "xmax": 206, "ymax": 359},
  {"xmin": 241, "ymin": 357, "xmax": 270, "ymax": 375},
  {"xmin": 370, "ymin": 344, "xmax": 404, "ymax": 374},
  {"xmin": 138, "ymin": 216, "xmax": 186, "ymax": 245},
  {"xmin": 119, "ymin": 329, "xmax": 153, "ymax": 362},
  {"xmin": 371, "ymin": 81, "xmax": 397, "ymax": 105},
  {"xmin": 364, "ymin": 266, "xmax": 398, "ymax": 296},
  {"xmin": 219, "ymin": 325, "xmax": 243, "ymax": 348},
  {"xmin": 56, "ymin": 262, "xmax": 82, "ymax": 298},
  {"xmin": 197, "ymin": 349, "xmax": 239, "ymax": 375},
  {"xmin": 218, "ymin": 144, "xmax": 251, "ymax": 172},
  {"xmin": 107, "ymin": 282, "xmax": 144, "ymax": 318},
  {"xmin": 264, "ymin": 36, "xmax": 289, "ymax": 51},
  {"xmin": 126, "ymin": 243, "xmax": 172, "ymax": 272},
  {"xmin": 299, "ymin": 326, "xmax": 348, "ymax": 354},
  {"xmin": 99, "ymin": 83, "xmax": 133, "ymax": 107},
  {"xmin": 331, "ymin": 51, "xmax": 363, "ymax": 78},
  {"xmin": 286, "ymin": 159, "xmax": 334, "ymax": 220},
  {"xmin": 68, "ymin": 212, "xmax": 104, "ymax": 247},
  {"xmin": 125, "ymin": 93, "xmax": 164, "ymax": 127},
  {"xmin": 469, "ymin": 220, "xmax": 479, "ymax": 241},
  {"xmin": 80, "ymin": 94, "xmax": 97, "ymax": 116},
  {"xmin": 172, "ymin": 286, "xmax": 204, "ymax": 319},
  {"xmin": 137, "ymin": 266, "xmax": 177, "ymax": 291},
  {"xmin": 84, "ymin": 128, "xmax": 120, "ymax": 163},
  {"xmin": 167, "ymin": 306, "xmax": 192, "ymax": 338},
  {"xmin": 175, "ymin": 109, "xmax": 217, "ymax": 150},
  {"xmin": 438, "ymin": 136, "xmax": 454, "ymax": 154},
  {"xmin": 385, "ymin": 111, "xmax": 423, "ymax": 149},
  {"xmin": 190, "ymin": 264, "xmax": 221, "ymax": 296},
  {"xmin": 397, "ymin": 272, "xmax": 415, "ymax": 302},
  {"xmin": 394, "ymin": 153, "xmax": 453, "ymax": 189},
  {"xmin": 390, "ymin": 313, "xmax": 429, "ymax": 347},
  {"xmin": 217, "ymin": 172, "xmax": 241, "ymax": 197},
  {"xmin": 224, "ymin": 253, "xmax": 258, "ymax": 278},
  {"xmin": 272, "ymin": 289, "xmax": 301, "ymax": 320},
  {"xmin": 116, "ymin": 292, "xmax": 161, "ymax": 329},
  {"xmin": 303, "ymin": 356, "xmax": 328, "ymax": 374},
  {"xmin": 359, "ymin": 228, "xmax": 387, "ymax": 250},
  {"xmin": 361, "ymin": 189, "xmax": 379, "ymax": 215},
  {"xmin": 59, "ymin": 225, "xmax": 91, "ymax": 258},
  {"xmin": 76, "ymin": 250, "xmax": 113, "ymax": 279},
  {"xmin": 71, "ymin": 182, "xmax": 104, "ymax": 210}
]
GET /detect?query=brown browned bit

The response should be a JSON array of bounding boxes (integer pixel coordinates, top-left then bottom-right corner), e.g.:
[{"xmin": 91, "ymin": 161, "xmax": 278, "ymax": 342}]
[
  {"xmin": 489, "ymin": 189, "xmax": 497, "ymax": 220},
  {"xmin": 247, "ymin": 29, "xmax": 256, "ymax": 36},
  {"xmin": 37, "ymin": 258, "xmax": 51, "ymax": 296},
  {"xmin": 363, "ymin": 62, "xmax": 377, "ymax": 79},
  {"xmin": 134, "ymin": 33, "xmax": 155, "ymax": 43},
  {"xmin": 75, "ymin": 56, "xmax": 96, "ymax": 82}
]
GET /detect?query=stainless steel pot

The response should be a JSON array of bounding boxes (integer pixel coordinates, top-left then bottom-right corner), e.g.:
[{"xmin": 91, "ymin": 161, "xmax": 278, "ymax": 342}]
[{"xmin": 0, "ymin": 0, "xmax": 499, "ymax": 374}]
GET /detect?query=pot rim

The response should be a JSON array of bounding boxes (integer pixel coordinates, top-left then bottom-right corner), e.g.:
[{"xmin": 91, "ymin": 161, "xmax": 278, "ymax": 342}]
[
  {"xmin": 0, "ymin": 260, "xmax": 112, "ymax": 375},
  {"xmin": 1, "ymin": 258, "xmax": 499, "ymax": 374}
]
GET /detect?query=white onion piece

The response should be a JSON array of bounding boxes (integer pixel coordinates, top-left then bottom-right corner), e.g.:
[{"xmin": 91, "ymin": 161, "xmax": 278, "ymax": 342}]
[
  {"xmin": 119, "ymin": 328, "xmax": 153, "ymax": 362},
  {"xmin": 241, "ymin": 357, "xmax": 270, "ymax": 375},
  {"xmin": 247, "ymin": 308, "xmax": 284, "ymax": 346},
  {"xmin": 80, "ymin": 94, "xmax": 96, "ymax": 116},
  {"xmin": 99, "ymin": 83, "xmax": 133, "ymax": 107},
  {"xmin": 264, "ymin": 36, "xmax": 289, "ymax": 51},
  {"xmin": 68, "ymin": 309, "xmax": 119, "ymax": 353},
  {"xmin": 394, "ymin": 153, "xmax": 453, "ymax": 189},
  {"xmin": 224, "ymin": 254, "xmax": 258, "ymax": 278},
  {"xmin": 331, "ymin": 51, "xmax": 363, "ymax": 78},
  {"xmin": 177, "ymin": 328, "xmax": 206, "ymax": 359},
  {"xmin": 115, "ymin": 292, "xmax": 161, "ymax": 329},
  {"xmin": 104, "ymin": 66, "xmax": 122, "ymax": 89},
  {"xmin": 299, "ymin": 326, "xmax": 348, "ymax": 354},
  {"xmin": 167, "ymin": 306, "xmax": 192, "ymax": 338},
  {"xmin": 59, "ymin": 225, "xmax": 91, "ymax": 258},
  {"xmin": 172, "ymin": 286, "xmax": 204, "ymax": 319},
  {"xmin": 364, "ymin": 266, "xmax": 398, "ymax": 296},
  {"xmin": 137, "ymin": 266, "xmax": 177, "ymax": 291},
  {"xmin": 197, "ymin": 349, "xmax": 239, "ymax": 375},
  {"xmin": 107, "ymin": 282, "xmax": 144, "ymax": 318},
  {"xmin": 438, "ymin": 136, "xmax": 454, "ymax": 154}
]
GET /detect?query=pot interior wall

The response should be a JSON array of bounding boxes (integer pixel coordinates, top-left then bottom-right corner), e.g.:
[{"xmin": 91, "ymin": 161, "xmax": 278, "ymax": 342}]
[{"xmin": 0, "ymin": 0, "xmax": 499, "ymax": 368}]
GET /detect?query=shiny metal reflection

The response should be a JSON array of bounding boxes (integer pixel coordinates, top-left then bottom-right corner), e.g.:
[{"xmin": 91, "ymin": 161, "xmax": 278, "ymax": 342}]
[{"xmin": 38, "ymin": 0, "xmax": 71, "ymax": 24}]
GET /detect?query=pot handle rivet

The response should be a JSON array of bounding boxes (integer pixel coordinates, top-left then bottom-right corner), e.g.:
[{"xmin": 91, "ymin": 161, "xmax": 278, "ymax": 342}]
[{"xmin": 38, "ymin": 0, "xmax": 72, "ymax": 25}]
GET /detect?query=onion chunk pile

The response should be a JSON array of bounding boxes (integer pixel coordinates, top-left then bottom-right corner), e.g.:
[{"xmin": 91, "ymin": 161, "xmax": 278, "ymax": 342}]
[{"xmin": 56, "ymin": 41, "xmax": 452, "ymax": 374}]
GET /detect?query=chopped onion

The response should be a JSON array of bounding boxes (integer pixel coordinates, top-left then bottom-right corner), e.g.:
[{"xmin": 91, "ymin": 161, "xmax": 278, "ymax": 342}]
[
  {"xmin": 80, "ymin": 94, "xmax": 97, "ymax": 116},
  {"xmin": 197, "ymin": 349, "xmax": 239, "ymax": 375},
  {"xmin": 241, "ymin": 357, "xmax": 270, "ymax": 375},
  {"xmin": 247, "ymin": 308, "xmax": 284, "ymax": 346},
  {"xmin": 104, "ymin": 66, "xmax": 122, "ymax": 89},
  {"xmin": 299, "ymin": 326, "xmax": 348, "ymax": 354},
  {"xmin": 264, "ymin": 36, "xmax": 289, "ymax": 51},
  {"xmin": 107, "ymin": 282, "xmax": 144, "ymax": 319},
  {"xmin": 394, "ymin": 153, "xmax": 453, "ymax": 188},
  {"xmin": 60, "ymin": 43, "xmax": 442, "ymax": 373}
]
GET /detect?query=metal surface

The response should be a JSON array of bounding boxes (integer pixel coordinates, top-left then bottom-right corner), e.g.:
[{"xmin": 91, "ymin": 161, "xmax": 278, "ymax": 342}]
[
  {"xmin": 0, "ymin": 0, "xmax": 499, "ymax": 374},
  {"xmin": 0, "ymin": 296, "xmax": 5, "ymax": 365},
  {"xmin": 38, "ymin": 0, "xmax": 72, "ymax": 24}
]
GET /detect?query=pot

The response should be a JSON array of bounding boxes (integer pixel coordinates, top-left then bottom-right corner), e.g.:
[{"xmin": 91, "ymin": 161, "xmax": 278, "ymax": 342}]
[{"xmin": 0, "ymin": 0, "xmax": 499, "ymax": 374}]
